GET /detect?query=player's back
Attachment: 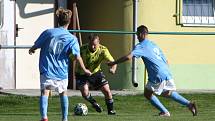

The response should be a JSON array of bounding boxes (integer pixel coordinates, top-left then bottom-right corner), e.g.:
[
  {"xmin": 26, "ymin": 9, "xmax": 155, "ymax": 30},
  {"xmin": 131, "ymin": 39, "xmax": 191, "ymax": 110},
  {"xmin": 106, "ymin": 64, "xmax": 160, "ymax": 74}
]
[
  {"xmin": 138, "ymin": 40, "xmax": 173, "ymax": 83},
  {"xmin": 38, "ymin": 27, "xmax": 78, "ymax": 80},
  {"xmin": 43, "ymin": 27, "xmax": 75, "ymax": 56}
]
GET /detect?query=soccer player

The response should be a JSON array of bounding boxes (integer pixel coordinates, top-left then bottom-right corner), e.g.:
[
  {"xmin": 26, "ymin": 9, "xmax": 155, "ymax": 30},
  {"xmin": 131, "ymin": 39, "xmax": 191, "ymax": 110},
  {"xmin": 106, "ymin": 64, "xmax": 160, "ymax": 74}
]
[
  {"xmin": 108, "ymin": 25, "xmax": 197, "ymax": 117},
  {"xmin": 74, "ymin": 34, "xmax": 117, "ymax": 115},
  {"xmin": 29, "ymin": 8, "xmax": 91, "ymax": 121}
]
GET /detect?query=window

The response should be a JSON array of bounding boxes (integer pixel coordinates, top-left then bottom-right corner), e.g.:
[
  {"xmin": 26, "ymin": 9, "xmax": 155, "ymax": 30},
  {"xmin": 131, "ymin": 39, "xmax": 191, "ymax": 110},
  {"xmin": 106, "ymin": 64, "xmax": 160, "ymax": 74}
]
[
  {"xmin": 0, "ymin": 0, "xmax": 3, "ymax": 28},
  {"xmin": 182, "ymin": 0, "xmax": 215, "ymax": 25}
]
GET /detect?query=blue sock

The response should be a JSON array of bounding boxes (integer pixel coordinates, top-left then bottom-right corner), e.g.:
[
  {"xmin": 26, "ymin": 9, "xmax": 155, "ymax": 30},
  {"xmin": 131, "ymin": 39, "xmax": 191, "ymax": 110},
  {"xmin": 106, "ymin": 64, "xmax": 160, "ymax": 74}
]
[
  {"xmin": 40, "ymin": 96, "xmax": 48, "ymax": 119},
  {"xmin": 60, "ymin": 96, "xmax": 69, "ymax": 120},
  {"xmin": 150, "ymin": 95, "xmax": 168, "ymax": 113},
  {"xmin": 170, "ymin": 91, "xmax": 190, "ymax": 106}
]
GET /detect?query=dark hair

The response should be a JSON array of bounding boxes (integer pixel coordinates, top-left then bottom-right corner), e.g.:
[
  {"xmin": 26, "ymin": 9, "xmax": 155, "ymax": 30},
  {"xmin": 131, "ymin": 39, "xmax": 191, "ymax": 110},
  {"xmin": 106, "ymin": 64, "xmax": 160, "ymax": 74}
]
[
  {"xmin": 137, "ymin": 25, "xmax": 148, "ymax": 34},
  {"xmin": 88, "ymin": 33, "xmax": 99, "ymax": 41},
  {"xmin": 56, "ymin": 8, "xmax": 72, "ymax": 26}
]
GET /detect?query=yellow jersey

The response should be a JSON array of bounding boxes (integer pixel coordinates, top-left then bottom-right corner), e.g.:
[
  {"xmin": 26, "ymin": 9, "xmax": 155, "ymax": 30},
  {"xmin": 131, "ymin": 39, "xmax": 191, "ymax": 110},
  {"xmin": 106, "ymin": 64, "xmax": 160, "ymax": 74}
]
[{"xmin": 76, "ymin": 44, "xmax": 114, "ymax": 75}]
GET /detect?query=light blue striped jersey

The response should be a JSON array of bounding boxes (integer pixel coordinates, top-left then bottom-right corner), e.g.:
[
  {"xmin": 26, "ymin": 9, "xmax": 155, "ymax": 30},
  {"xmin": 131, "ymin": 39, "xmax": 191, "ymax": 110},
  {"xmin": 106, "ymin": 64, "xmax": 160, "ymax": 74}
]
[
  {"xmin": 131, "ymin": 39, "xmax": 172, "ymax": 83},
  {"xmin": 34, "ymin": 27, "xmax": 80, "ymax": 80}
]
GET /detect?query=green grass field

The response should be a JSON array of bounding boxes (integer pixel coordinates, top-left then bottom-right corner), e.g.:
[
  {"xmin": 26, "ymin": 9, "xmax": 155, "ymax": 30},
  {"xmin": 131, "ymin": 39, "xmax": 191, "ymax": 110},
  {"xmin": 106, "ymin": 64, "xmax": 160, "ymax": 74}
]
[{"xmin": 0, "ymin": 93, "xmax": 215, "ymax": 121}]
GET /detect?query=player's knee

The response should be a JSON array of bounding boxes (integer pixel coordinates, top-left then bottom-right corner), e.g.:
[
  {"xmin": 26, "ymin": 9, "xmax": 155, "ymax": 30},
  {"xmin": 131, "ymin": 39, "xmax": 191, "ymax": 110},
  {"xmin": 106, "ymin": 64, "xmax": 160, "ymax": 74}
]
[
  {"xmin": 81, "ymin": 88, "xmax": 90, "ymax": 99},
  {"xmin": 144, "ymin": 89, "xmax": 153, "ymax": 100},
  {"xmin": 144, "ymin": 93, "xmax": 150, "ymax": 100},
  {"xmin": 81, "ymin": 91, "xmax": 89, "ymax": 97},
  {"xmin": 59, "ymin": 91, "xmax": 67, "ymax": 96},
  {"xmin": 104, "ymin": 88, "xmax": 111, "ymax": 94},
  {"xmin": 41, "ymin": 89, "xmax": 50, "ymax": 96},
  {"xmin": 101, "ymin": 85, "xmax": 112, "ymax": 98},
  {"xmin": 82, "ymin": 92, "xmax": 91, "ymax": 100},
  {"xmin": 103, "ymin": 89, "xmax": 112, "ymax": 98},
  {"xmin": 80, "ymin": 86, "xmax": 89, "ymax": 97},
  {"xmin": 106, "ymin": 91, "xmax": 112, "ymax": 99},
  {"xmin": 162, "ymin": 90, "xmax": 172, "ymax": 97}
]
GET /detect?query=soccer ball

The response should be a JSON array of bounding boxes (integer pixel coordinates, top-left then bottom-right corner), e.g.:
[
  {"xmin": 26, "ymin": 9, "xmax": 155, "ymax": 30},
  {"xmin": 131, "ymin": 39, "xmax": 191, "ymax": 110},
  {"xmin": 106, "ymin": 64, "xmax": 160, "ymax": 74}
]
[{"xmin": 74, "ymin": 103, "xmax": 88, "ymax": 116}]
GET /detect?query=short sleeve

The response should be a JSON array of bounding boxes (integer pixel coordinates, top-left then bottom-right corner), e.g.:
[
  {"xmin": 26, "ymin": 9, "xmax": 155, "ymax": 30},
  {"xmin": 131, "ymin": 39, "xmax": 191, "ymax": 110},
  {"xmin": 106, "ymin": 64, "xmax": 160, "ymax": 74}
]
[
  {"xmin": 103, "ymin": 47, "xmax": 114, "ymax": 61},
  {"xmin": 34, "ymin": 30, "xmax": 49, "ymax": 48},
  {"xmin": 131, "ymin": 44, "xmax": 144, "ymax": 58},
  {"xmin": 70, "ymin": 37, "xmax": 80, "ymax": 57}
]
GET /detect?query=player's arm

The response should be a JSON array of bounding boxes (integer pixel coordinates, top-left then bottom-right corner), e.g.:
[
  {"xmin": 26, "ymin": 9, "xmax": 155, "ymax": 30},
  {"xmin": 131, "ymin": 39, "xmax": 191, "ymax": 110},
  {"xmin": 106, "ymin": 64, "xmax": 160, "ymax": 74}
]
[
  {"xmin": 29, "ymin": 30, "xmax": 48, "ymax": 55},
  {"xmin": 75, "ymin": 55, "xmax": 92, "ymax": 76},
  {"xmin": 109, "ymin": 44, "xmax": 143, "ymax": 66},
  {"xmin": 108, "ymin": 53, "xmax": 133, "ymax": 66},
  {"xmin": 103, "ymin": 47, "xmax": 118, "ymax": 74},
  {"xmin": 29, "ymin": 45, "xmax": 38, "ymax": 55},
  {"xmin": 109, "ymin": 62, "xmax": 117, "ymax": 74},
  {"xmin": 70, "ymin": 40, "xmax": 92, "ymax": 76}
]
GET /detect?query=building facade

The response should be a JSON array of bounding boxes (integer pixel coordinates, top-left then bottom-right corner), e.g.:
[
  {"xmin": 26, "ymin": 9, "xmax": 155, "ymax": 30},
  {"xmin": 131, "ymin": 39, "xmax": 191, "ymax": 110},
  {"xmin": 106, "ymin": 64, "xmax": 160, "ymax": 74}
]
[{"xmin": 0, "ymin": 0, "xmax": 215, "ymax": 90}]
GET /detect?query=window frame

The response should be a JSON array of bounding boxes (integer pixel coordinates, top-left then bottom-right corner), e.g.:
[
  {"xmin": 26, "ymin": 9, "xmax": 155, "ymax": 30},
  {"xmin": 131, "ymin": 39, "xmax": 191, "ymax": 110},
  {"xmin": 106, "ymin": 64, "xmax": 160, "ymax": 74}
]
[{"xmin": 181, "ymin": 0, "xmax": 215, "ymax": 27}]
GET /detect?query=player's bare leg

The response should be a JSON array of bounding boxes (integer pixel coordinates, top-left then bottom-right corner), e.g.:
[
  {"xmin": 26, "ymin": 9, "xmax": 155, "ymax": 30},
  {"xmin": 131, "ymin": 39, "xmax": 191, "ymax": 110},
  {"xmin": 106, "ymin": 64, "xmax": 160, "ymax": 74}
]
[
  {"xmin": 100, "ymin": 84, "xmax": 116, "ymax": 115},
  {"xmin": 40, "ymin": 89, "xmax": 50, "ymax": 121},
  {"xmin": 80, "ymin": 83, "xmax": 102, "ymax": 112}
]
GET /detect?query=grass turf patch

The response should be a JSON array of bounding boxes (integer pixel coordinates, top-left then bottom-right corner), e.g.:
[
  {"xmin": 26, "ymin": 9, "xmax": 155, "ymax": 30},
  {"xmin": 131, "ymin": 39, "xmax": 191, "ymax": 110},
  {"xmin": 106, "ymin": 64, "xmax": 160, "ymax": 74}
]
[{"xmin": 0, "ymin": 93, "xmax": 215, "ymax": 121}]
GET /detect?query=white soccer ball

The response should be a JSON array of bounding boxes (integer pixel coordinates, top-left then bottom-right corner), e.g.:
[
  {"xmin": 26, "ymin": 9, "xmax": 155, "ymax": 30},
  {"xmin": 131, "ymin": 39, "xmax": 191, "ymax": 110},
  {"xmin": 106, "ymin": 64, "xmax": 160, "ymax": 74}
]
[{"xmin": 74, "ymin": 103, "xmax": 88, "ymax": 116}]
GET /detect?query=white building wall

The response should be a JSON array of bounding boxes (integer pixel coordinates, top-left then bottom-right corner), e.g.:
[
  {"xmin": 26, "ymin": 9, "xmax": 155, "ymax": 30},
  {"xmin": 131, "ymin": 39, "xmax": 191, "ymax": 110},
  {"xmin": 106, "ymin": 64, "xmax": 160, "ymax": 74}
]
[
  {"xmin": 15, "ymin": 0, "xmax": 55, "ymax": 89},
  {"xmin": 0, "ymin": 0, "xmax": 15, "ymax": 89}
]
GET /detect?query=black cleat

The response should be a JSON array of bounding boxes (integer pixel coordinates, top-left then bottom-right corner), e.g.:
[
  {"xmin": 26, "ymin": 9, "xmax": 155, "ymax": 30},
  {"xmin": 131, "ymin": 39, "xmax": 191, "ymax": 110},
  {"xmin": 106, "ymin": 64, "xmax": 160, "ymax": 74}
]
[
  {"xmin": 188, "ymin": 102, "xmax": 197, "ymax": 116},
  {"xmin": 92, "ymin": 103, "xmax": 102, "ymax": 113},
  {"xmin": 108, "ymin": 110, "xmax": 116, "ymax": 115}
]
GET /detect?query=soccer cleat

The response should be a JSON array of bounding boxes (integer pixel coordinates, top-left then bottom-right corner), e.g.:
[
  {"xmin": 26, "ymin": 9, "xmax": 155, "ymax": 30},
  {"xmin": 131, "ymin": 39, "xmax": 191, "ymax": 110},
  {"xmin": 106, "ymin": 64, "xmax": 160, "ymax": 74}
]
[
  {"xmin": 40, "ymin": 119, "xmax": 48, "ymax": 121},
  {"xmin": 108, "ymin": 110, "xmax": 116, "ymax": 115},
  {"xmin": 188, "ymin": 102, "xmax": 197, "ymax": 116},
  {"xmin": 159, "ymin": 112, "xmax": 171, "ymax": 117},
  {"xmin": 92, "ymin": 103, "xmax": 102, "ymax": 113}
]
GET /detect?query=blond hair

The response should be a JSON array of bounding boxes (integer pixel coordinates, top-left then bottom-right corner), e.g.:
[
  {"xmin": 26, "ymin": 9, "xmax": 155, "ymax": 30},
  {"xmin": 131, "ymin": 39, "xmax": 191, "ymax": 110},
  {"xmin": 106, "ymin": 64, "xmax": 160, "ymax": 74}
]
[{"xmin": 56, "ymin": 8, "xmax": 72, "ymax": 26}]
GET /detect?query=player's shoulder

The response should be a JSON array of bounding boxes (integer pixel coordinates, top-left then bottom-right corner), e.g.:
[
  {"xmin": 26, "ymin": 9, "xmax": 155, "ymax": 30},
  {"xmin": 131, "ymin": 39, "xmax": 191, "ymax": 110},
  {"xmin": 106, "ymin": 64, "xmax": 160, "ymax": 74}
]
[
  {"xmin": 45, "ymin": 28, "xmax": 59, "ymax": 33},
  {"xmin": 146, "ymin": 39, "xmax": 157, "ymax": 45},
  {"xmin": 99, "ymin": 44, "xmax": 108, "ymax": 51},
  {"xmin": 43, "ymin": 28, "xmax": 65, "ymax": 35},
  {"xmin": 41, "ymin": 28, "xmax": 52, "ymax": 34},
  {"xmin": 69, "ymin": 33, "xmax": 77, "ymax": 38},
  {"xmin": 139, "ymin": 39, "xmax": 155, "ymax": 47},
  {"xmin": 98, "ymin": 45, "xmax": 111, "ymax": 56},
  {"xmin": 135, "ymin": 42, "xmax": 144, "ymax": 49}
]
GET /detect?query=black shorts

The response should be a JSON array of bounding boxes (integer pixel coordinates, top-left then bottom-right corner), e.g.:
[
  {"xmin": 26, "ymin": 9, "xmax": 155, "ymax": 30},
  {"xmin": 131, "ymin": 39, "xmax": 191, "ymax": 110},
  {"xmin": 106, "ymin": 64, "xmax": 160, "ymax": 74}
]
[{"xmin": 75, "ymin": 71, "xmax": 108, "ymax": 90}]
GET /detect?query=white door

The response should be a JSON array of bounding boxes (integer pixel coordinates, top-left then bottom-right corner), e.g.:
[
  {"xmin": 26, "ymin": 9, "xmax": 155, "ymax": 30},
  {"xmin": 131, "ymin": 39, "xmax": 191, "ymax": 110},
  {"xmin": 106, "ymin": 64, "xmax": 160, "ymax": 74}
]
[
  {"xmin": 0, "ymin": 0, "xmax": 15, "ymax": 89},
  {"xmin": 15, "ymin": 0, "xmax": 55, "ymax": 89}
]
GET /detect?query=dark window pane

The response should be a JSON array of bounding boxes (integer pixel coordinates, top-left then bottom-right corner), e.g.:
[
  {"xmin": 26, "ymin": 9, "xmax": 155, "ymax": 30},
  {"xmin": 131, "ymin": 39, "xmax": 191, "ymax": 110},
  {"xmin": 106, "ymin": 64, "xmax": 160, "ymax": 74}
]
[{"xmin": 183, "ymin": 0, "xmax": 214, "ymax": 16}]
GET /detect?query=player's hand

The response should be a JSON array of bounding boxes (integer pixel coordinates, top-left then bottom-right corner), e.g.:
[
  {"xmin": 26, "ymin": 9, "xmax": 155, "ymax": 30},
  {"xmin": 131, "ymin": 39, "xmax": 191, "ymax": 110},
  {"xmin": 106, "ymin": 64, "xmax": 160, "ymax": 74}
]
[
  {"xmin": 107, "ymin": 61, "xmax": 115, "ymax": 66},
  {"xmin": 108, "ymin": 61, "xmax": 117, "ymax": 74},
  {"xmin": 109, "ymin": 68, "xmax": 116, "ymax": 74},
  {"xmin": 29, "ymin": 48, "xmax": 35, "ymax": 55},
  {"xmin": 84, "ymin": 69, "xmax": 92, "ymax": 76}
]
